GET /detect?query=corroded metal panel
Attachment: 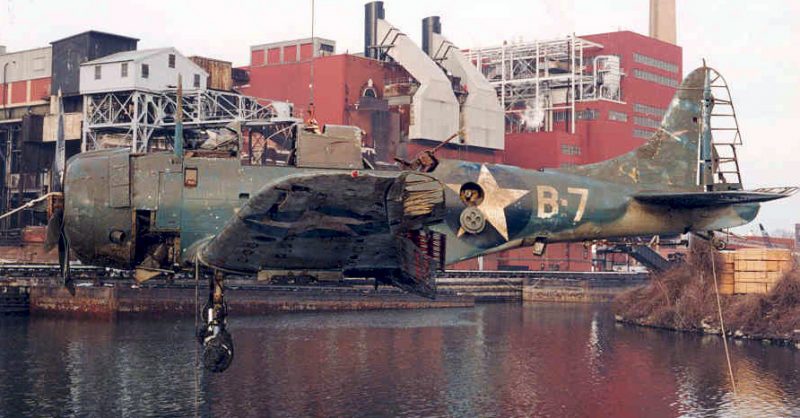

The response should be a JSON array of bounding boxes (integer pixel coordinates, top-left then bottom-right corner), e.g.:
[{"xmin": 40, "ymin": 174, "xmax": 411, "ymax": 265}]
[
  {"xmin": 108, "ymin": 152, "xmax": 130, "ymax": 208},
  {"xmin": 132, "ymin": 153, "xmax": 181, "ymax": 210},
  {"xmin": 195, "ymin": 170, "xmax": 445, "ymax": 297},
  {"xmin": 180, "ymin": 158, "xmax": 246, "ymax": 256},
  {"xmin": 295, "ymin": 127, "xmax": 362, "ymax": 169},
  {"xmin": 155, "ymin": 172, "xmax": 182, "ymax": 230}
]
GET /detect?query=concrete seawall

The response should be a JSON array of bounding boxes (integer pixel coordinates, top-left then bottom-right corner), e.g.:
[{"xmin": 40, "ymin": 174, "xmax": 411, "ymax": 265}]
[
  {"xmin": 27, "ymin": 284, "xmax": 473, "ymax": 317},
  {"xmin": 2, "ymin": 268, "xmax": 649, "ymax": 317},
  {"xmin": 522, "ymin": 276, "xmax": 648, "ymax": 303},
  {"xmin": 438, "ymin": 271, "xmax": 649, "ymax": 303}
]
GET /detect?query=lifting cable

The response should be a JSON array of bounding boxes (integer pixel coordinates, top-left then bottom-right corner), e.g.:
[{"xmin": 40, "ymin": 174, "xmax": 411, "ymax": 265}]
[
  {"xmin": 710, "ymin": 253, "xmax": 737, "ymax": 396},
  {"xmin": 0, "ymin": 192, "xmax": 61, "ymax": 221},
  {"xmin": 194, "ymin": 257, "xmax": 201, "ymax": 417}
]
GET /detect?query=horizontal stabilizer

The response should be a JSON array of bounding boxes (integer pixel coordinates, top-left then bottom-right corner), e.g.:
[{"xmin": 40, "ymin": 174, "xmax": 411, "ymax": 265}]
[{"xmin": 634, "ymin": 187, "xmax": 798, "ymax": 208}]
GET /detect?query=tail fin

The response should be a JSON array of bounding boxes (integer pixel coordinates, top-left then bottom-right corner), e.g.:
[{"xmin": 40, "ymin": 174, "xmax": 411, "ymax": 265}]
[{"xmin": 568, "ymin": 67, "xmax": 710, "ymax": 191}]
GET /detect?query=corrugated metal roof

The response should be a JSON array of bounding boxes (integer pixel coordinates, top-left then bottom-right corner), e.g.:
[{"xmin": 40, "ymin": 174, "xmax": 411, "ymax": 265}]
[{"xmin": 83, "ymin": 48, "xmax": 175, "ymax": 66}]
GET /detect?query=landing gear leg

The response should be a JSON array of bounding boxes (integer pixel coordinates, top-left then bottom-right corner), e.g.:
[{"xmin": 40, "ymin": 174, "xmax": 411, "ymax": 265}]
[
  {"xmin": 199, "ymin": 269, "xmax": 234, "ymax": 372},
  {"xmin": 694, "ymin": 231, "xmax": 726, "ymax": 251},
  {"xmin": 711, "ymin": 236, "xmax": 726, "ymax": 251}
]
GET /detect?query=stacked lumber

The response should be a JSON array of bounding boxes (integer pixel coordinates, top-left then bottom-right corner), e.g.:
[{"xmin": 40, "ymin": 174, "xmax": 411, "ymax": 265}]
[
  {"xmin": 718, "ymin": 252, "xmax": 735, "ymax": 295},
  {"xmin": 718, "ymin": 249, "xmax": 793, "ymax": 295}
]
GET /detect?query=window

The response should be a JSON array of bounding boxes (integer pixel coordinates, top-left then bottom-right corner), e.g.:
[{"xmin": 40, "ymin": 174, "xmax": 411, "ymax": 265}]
[
  {"xmin": 633, "ymin": 103, "xmax": 667, "ymax": 118},
  {"xmin": 193, "ymin": 74, "xmax": 201, "ymax": 88},
  {"xmin": 184, "ymin": 167, "xmax": 198, "ymax": 187},
  {"xmin": 633, "ymin": 69, "xmax": 678, "ymax": 88},
  {"xmin": 560, "ymin": 144, "xmax": 582, "ymax": 156},
  {"xmin": 634, "ymin": 116, "xmax": 661, "ymax": 129},
  {"xmin": 552, "ymin": 111, "xmax": 568, "ymax": 122},
  {"xmin": 633, "ymin": 128, "xmax": 654, "ymax": 139},
  {"xmin": 121, "ymin": 62, "xmax": 128, "ymax": 78},
  {"xmin": 141, "ymin": 64, "xmax": 149, "ymax": 79},
  {"xmin": 94, "ymin": 65, "xmax": 102, "ymax": 80},
  {"xmin": 168, "ymin": 54, "xmax": 176, "ymax": 68},
  {"xmin": 633, "ymin": 53, "xmax": 678, "ymax": 74},
  {"xmin": 362, "ymin": 87, "xmax": 377, "ymax": 98},
  {"xmin": 609, "ymin": 110, "xmax": 628, "ymax": 122},
  {"xmin": 319, "ymin": 43, "xmax": 335, "ymax": 56},
  {"xmin": 576, "ymin": 109, "xmax": 598, "ymax": 120}
]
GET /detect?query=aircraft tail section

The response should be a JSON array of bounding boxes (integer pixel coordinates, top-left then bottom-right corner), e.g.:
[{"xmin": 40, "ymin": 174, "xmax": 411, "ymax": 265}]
[{"xmin": 567, "ymin": 67, "xmax": 711, "ymax": 192}]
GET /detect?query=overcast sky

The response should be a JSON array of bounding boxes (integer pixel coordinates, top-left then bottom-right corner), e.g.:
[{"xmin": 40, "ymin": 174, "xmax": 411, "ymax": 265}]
[{"xmin": 1, "ymin": 0, "xmax": 798, "ymax": 235}]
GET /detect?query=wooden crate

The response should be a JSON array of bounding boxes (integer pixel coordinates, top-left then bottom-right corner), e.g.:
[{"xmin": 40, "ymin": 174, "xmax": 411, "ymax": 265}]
[{"xmin": 718, "ymin": 248, "xmax": 793, "ymax": 295}]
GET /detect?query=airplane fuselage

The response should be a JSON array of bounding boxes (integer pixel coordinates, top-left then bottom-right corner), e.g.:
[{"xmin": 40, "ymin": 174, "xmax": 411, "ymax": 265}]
[{"xmin": 63, "ymin": 149, "xmax": 759, "ymax": 271}]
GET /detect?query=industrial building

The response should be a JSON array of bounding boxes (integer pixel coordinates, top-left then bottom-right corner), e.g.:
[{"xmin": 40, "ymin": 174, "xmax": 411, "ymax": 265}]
[
  {"xmin": 0, "ymin": 30, "xmax": 283, "ymax": 260},
  {"xmin": 0, "ymin": 0, "xmax": 766, "ymax": 273}
]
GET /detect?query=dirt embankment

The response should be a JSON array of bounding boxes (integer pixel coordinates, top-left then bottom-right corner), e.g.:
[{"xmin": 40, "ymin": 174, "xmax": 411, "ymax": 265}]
[{"xmin": 613, "ymin": 242, "xmax": 800, "ymax": 346}]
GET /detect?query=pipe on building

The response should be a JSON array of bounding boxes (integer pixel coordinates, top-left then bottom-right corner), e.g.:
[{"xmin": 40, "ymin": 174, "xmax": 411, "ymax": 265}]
[
  {"xmin": 364, "ymin": 1, "xmax": 385, "ymax": 59},
  {"xmin": 421, "ymin": 16, "xmax": 441, "ymax": 56}
]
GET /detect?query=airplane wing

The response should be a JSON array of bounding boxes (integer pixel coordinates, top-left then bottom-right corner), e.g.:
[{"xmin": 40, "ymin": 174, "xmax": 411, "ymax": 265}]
[
  {"xmin": 633, "ymin": 187, "xmax": 798, "ymax": 208},
  {"xmin": 195, "ymin": 171, "xmax": 446, "ymax": 298}
]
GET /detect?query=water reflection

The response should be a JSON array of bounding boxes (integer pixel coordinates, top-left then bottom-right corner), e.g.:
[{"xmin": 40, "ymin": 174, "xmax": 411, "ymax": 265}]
[{"xmin": 0, "ymin": 304, "xmax": 798, "ymax": 417}]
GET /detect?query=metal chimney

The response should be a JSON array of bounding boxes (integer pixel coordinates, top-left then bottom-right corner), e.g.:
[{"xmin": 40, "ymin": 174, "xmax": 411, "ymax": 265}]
[
  {"xmin": 421, "ymin": 16, "xmax": 441, "ymax": 56},
  {"xmin": 364, "ymin": 1, "xmax": 385, "ymax": 59},
  {"xmin": 649, "ymin": 0, "xmax": 676, "ymax": 44}
]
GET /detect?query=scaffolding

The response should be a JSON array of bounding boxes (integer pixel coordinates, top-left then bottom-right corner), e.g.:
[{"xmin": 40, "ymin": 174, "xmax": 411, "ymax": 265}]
[
  {"xmin": 466, "ymin": 35, "xmax": 622, "ymax": 134},
  {"xmin": 82, "ymin": 89, "xmax": 285, "ymax": 153}
]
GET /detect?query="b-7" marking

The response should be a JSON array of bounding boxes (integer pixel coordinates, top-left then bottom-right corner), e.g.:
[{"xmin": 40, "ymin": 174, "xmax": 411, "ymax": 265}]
[{"xmin": 536, "ymin": 186, "xmax": 589, "ymax": 222}]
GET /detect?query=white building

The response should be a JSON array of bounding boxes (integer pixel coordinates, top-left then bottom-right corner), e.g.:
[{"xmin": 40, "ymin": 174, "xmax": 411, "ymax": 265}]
[{"xmin": 79, "ymin": 48, "xmax": 208, "ymax": 94}]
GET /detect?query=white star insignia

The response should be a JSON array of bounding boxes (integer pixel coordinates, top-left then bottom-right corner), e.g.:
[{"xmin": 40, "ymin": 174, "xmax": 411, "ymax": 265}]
[{"xmin": 447, "ymin": 165, "xmax": 528, "ymax": 241}]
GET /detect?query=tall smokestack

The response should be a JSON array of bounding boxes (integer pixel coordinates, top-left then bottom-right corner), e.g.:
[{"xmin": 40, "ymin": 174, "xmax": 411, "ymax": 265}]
[
  {"xmin": 649, "ymin": 0, "xmax": 676, "ymax": 44},
  {"xmin": 364, "ymin": 1, "xmax": 385, "ymax": 59},
  {"xmin": 421, "ymin": 16, "xmax": 441, "ymax": 56}
]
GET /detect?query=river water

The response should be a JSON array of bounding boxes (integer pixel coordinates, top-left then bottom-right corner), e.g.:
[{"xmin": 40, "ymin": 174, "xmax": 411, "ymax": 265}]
[{"xmin": 1, "ymin": 304, "xmax": 799, "ymax": 417}]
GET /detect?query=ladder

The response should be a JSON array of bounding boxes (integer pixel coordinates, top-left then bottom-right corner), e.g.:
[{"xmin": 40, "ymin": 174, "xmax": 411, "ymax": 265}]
[{"xmin": 707, "ymin": 68, "xmax": 744, "ymax": 191}]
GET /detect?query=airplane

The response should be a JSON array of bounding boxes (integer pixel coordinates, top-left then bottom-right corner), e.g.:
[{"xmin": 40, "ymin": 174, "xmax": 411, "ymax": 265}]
[{"xmin": 42, "ymin": 66, "xmax": 795, "ymax": 372}]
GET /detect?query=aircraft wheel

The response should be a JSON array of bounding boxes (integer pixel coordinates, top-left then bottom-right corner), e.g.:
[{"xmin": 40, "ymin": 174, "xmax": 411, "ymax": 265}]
[{"xmin": 711, "ymin": 237, "xmax": 726, "ymax": 251}]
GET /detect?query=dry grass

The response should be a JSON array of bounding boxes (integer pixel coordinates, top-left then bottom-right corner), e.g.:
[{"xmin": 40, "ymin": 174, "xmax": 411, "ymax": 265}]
[
  {"xmin": 614, "ymin": 241, "xmax": 800, "ymax": 342},
  {"xmin": 725, "ymin": 270, "xmax": 800, "ymax": 340}
]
